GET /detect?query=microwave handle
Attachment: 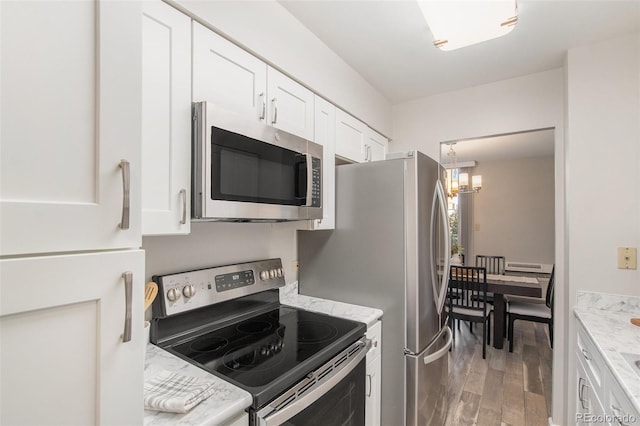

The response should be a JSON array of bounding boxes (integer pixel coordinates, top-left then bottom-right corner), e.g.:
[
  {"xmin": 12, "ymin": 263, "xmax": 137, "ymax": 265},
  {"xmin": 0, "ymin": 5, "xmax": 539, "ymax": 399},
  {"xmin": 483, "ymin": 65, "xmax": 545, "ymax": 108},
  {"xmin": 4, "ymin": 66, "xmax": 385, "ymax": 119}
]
[{"xmin": 303, "ymin": 153, "xmax": 314, "ymax": 207}]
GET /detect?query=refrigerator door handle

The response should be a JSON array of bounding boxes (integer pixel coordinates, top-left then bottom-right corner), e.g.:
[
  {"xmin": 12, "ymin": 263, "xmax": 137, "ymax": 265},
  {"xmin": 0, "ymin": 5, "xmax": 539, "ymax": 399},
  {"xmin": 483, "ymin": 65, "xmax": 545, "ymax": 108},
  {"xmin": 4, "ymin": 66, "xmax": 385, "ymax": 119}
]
[
  {"xmin": 430, "ymin": 179, "xmax": 450, "ymax": 316},
  {"xmin": 423, "ymin": 326, "xmax": 452, "ymax": 365}
]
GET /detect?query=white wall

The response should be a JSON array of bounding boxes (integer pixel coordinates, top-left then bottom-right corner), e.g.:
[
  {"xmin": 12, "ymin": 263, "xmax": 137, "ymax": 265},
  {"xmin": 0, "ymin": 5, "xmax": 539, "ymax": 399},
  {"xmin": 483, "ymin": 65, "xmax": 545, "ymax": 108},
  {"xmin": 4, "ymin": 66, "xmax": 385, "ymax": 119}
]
[
  {"xmin": 143, "ymin": 221, "xmax": 304, "ymax": 284},
  {"xmin": 391, "ymin": 68, "xmax": 566, "ymax": 423},
  {"xmin": 169, "ymin": 0, "xmax": 392, "ymax": 135},
  {"xmin": 565, "ymin": 32, "xmax": 640, "ymax": 424},
  {"xmin": 470, "ymin": 156, "xmax": 555, "ymax": 265}
]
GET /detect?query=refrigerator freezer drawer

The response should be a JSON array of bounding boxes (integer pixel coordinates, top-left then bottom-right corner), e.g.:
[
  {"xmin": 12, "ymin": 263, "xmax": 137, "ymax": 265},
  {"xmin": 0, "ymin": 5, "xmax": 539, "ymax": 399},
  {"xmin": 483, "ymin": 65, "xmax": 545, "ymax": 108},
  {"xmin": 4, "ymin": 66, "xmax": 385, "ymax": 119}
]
[{"xmin": 406, "ymin": 326, "xmax": 452, "ymax": 426}]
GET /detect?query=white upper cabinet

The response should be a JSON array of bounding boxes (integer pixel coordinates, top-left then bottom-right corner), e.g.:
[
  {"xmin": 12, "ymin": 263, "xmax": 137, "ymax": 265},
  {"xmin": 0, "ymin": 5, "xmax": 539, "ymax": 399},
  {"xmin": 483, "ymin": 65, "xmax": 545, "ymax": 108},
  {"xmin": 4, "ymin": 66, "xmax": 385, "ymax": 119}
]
[
  {"xmin": 0, "ymin": 250, "xmax": 145, "ymax": 425},
  {"xmin": 192, "ymin": 21, "xmax": 267, "ymax": 121},
  {"xmin": 310, "ymin": 96, "xmax": 336, "ymax": 230},
  {"xmin": 0, "ymin": 0, "xmax": 142, "ymax": 256},
  {"xmin": 192, "ymin": 23, "xmax": 313, "ymax": 140},
  {"xmin": 335, "ymin": 108, "xmax": 368, "ymax": 163},
  {"xmin": 142, "ymin": 0, "xmax": 191, "ymax": 235},
  {"xmin": 365, "ymin": 128, "xmax": 388, "ymax": 162},
  {"xmin": 267, "ymin": 67, "xmax": 315, "ymax": 140}
]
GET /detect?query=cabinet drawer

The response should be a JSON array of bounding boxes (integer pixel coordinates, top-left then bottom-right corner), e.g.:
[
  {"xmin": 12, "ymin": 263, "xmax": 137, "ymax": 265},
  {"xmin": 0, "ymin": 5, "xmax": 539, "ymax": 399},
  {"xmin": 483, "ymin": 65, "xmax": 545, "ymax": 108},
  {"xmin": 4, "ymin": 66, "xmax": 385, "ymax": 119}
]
[{"xmin": 577, "ymin": 325, "xmax": 605, "ymax": 395}]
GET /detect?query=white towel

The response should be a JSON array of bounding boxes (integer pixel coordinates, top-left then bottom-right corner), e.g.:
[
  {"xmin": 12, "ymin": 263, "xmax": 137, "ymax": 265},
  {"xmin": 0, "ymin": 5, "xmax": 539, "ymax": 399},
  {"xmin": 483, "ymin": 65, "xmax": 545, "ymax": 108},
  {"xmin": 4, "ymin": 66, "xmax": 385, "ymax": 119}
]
[{"xmin": 144, "ymin": 370, "xmax": 217, "ymax": 413}]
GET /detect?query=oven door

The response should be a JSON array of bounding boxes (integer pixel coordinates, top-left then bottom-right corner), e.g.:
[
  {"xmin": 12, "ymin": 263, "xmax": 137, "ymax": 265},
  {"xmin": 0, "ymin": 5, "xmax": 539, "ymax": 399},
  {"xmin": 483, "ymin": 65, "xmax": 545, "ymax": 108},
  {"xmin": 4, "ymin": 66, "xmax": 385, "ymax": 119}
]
[
  {"xmin": 255, "ymin": 339, "xmax": 370, "ymax": 426},
  {"xmin": 193, "ymin": 102, "xmax": 322, "ymax": 221}
]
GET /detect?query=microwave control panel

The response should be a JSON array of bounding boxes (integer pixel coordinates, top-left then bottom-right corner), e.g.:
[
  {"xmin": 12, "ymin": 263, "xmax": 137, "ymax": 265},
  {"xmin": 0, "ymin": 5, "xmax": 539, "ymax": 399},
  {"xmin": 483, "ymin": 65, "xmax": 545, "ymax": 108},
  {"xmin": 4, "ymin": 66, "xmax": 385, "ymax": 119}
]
[{"xmin": 311, "ymin": 157, "xmax": 321, "ymax": 207}]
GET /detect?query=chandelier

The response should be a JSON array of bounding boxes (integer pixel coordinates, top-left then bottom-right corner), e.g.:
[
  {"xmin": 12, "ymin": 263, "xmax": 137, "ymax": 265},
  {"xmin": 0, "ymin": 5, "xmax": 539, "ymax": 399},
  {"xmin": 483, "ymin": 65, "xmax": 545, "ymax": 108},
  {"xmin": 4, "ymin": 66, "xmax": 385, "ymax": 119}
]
[{"xmin": 446, "ymin": 143, "xmax": 482, "ymax": 198}]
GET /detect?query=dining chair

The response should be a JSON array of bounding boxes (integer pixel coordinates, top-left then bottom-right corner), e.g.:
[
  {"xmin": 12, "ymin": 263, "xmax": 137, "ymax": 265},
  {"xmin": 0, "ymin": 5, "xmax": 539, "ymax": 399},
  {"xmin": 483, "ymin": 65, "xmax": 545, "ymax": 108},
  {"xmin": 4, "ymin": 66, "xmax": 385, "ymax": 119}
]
[
  {"xmin": 506, "ymin": 266, "xmax": 555, "ymax": 352},
  {"xmin": 446, "ymin": 265, "xmax": 492, "ymax": 359},
  {"xmin": 475, "ymin": 255, "xmax": 505, "ymax": 275},
  {"xmin": 473, "ymin": 255, "xmax": 505, "ymax": 307}
]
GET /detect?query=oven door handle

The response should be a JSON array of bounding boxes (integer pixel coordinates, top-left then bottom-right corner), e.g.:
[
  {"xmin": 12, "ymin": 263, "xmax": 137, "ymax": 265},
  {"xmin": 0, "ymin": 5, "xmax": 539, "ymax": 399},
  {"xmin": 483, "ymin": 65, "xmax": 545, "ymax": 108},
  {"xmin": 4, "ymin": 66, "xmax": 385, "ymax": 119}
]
[{"xmin": 259, "ymin": 339, "xmax": 371, "ymax": 426}]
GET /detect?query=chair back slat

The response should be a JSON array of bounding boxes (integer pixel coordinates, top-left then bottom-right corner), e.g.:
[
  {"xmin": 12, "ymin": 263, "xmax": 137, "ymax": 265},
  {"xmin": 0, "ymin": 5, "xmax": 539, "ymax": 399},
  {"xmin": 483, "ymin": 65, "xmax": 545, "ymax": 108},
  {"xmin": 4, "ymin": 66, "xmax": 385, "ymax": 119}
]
[
  {"xmin": 449, "ymin": 265, "xmax": 488, "ymax": 313},
  {"xmin": 475, "ymin": 255, "xmax": 505, "ymax": 275}
]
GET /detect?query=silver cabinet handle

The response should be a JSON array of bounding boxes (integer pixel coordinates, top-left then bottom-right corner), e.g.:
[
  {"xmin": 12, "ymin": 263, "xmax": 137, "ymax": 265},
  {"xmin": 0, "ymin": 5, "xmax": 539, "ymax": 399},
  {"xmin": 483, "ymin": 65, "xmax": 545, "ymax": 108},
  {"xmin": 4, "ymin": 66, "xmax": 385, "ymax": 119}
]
[
  {"xmin": 271, "ymin": 98, "xmax": 278, "ymax": 124},
  {"xmin": 368, "ymin": 145, "xmax": 372, "ymax": 161},
  {"xmin": 366, "ymin": 373, "xmax": 372, "ymax": 397},
  {"xmin": 578, "ymin": 377, "xmax": 590, "ymax": 409},
  {"xmin": 581, "ymin": 348, "xmax": 591, "ymax": 361},
  {"xmin": 122, "ymin": 271, "xmax": 133, "ymax": 343},
  {"xmin": 118, "ymin": 160, "xmax": 130, "ymax": 230},
  {"xmin": 179, "ymin": 189, "xmax": 187, "ymax": 225},
  {"xmin": 259, "ymin": 92, "xmax": 266, "ymax": 120},
  {"xmin": 363, "ymin": 144, "xmax": 369, "ymax": 161}
]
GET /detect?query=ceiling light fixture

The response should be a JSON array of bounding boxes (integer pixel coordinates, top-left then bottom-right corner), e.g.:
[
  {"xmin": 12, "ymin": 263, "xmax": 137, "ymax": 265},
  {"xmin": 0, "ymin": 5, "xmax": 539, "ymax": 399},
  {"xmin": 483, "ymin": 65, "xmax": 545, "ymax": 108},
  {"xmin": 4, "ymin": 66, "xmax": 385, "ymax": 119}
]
[
  {"xmin": 417, "ymin": 0, "xmax": 518, "ymax": 51},
  {"xmin": 446, "ymin": 143, "xmax": 482, "ymax": 197}
]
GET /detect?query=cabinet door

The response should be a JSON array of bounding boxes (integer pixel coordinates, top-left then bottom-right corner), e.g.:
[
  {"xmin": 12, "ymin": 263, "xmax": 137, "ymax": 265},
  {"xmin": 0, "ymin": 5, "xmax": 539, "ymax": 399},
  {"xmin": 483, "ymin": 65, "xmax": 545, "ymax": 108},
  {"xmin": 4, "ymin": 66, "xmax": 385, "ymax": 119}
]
[
  {"xmin": 267, "ymin": 67, "xmax": 314, "ymax": 140},
  {"xmin": 365, "ymin": 128, "xmax": 388, "ymax": 162},
  {"xmin": 365, "ymin": 321, "xmax": 382, "ymax": 426},
  {"xmin": 192, "ymin": 22, "xmax": 267, "ymax": 120},
  {"xmin": 310, "ymin": 96, "xmax": 336, "ymax": 230},
  {"xmin": 0, "ymin": 250, "xmax": 145, "ymax": 425},
  {"xmin": 335, "ymin": 109, "xmax": 367, "ymax": 163},
  {"xmin": 142, "ymin": 0, "xmax": 191, "ymax": 235},
  {"xmin": 0, "ymin": 0, "xmax": 142, "ymax": 256}
]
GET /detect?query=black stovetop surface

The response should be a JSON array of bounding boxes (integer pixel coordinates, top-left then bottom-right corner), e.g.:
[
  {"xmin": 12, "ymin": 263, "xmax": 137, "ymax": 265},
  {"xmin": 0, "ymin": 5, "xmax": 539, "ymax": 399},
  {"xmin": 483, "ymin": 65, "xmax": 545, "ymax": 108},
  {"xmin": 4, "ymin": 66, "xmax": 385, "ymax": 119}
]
[{"xmin": 159, "ymin": 304, "xmax": 365, "ymax": 408}]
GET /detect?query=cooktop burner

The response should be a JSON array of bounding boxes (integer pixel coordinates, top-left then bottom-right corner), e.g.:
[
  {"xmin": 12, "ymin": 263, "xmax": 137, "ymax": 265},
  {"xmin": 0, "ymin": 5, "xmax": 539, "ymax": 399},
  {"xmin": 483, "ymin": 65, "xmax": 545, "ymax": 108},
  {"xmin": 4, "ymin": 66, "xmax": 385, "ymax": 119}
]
[{"xmin": 168, "ymin": 306, "xmax": 360, "ymax": 391}]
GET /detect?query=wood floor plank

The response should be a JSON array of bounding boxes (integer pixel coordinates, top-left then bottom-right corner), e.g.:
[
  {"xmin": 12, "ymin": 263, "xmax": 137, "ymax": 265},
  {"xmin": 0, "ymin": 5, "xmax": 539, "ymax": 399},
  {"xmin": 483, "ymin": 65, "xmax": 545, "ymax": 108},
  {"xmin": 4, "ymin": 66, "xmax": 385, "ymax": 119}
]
[
  {"xmin": 446, "ymin": 390, "xmax": 481, "ymax": 426},
  {"xmin": 480, "ymin": 368, "xmax": 505, "ymax": 412},
  {"xmin": 502, "ymin": 373, "xmax": 526, "ymax": 426},
  {"xmin": 524, "ymin": 391, "xmax": 548, "ymax": 426},
  {"xmin": 476, "ymin": 407, "xmax": 503, "ymax": 426},
  {"xmin": 522, "ymin": 344, "xmax": 544, "ymax": 395}
]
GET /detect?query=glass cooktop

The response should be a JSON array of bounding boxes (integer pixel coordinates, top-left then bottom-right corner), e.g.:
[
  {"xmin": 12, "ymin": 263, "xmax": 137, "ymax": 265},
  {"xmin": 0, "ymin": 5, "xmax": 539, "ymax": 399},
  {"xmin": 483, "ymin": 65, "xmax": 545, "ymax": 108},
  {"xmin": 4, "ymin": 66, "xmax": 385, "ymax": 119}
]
[{"xmin": 167, "ymin": 306, "xmax": 365, "ymax": 394}]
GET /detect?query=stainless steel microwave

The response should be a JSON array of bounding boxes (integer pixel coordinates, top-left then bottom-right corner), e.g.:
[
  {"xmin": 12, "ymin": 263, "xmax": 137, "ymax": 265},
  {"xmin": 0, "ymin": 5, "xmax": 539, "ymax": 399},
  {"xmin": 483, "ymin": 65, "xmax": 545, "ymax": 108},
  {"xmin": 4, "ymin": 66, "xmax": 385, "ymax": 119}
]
[{"xmin": 192, "ymin": 102, "xmax": 322, "ymax": 222}]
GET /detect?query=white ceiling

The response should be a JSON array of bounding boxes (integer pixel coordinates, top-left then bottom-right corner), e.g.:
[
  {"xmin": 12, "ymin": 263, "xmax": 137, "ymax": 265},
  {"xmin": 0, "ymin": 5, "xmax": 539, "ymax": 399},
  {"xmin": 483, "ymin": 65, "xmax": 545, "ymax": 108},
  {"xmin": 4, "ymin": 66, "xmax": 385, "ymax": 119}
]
[
  {"xmin": 279, "ymin": 0, "xmax": 639, "ymax": 161},
  {"xmin": 279, "ymin": 0, "xmax": 640, "ymax": 104}
]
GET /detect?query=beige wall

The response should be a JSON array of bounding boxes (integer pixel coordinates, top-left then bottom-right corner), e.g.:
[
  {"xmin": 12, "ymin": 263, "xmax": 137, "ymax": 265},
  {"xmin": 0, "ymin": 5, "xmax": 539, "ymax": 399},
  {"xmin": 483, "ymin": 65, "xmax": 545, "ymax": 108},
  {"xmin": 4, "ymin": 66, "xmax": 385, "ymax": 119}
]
[{"xmin": 467, "ymin": 156, "xmax": 555, "ymax": 265}]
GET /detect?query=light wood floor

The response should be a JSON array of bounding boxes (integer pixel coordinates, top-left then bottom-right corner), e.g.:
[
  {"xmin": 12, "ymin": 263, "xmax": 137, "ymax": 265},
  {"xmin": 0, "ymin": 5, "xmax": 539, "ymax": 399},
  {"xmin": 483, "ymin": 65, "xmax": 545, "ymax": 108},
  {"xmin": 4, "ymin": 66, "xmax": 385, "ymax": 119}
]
[{"xmin": 443, "ymin": 318, "xmax": 553, "ymax": 426}]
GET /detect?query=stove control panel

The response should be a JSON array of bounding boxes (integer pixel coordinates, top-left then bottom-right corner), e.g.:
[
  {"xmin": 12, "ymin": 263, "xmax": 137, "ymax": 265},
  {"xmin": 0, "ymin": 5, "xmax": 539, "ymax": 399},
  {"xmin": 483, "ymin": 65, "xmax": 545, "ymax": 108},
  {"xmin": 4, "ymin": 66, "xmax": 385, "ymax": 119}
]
[{"xmin": 152, "ymin": 258, "xmax": 286, "ymax": 317}]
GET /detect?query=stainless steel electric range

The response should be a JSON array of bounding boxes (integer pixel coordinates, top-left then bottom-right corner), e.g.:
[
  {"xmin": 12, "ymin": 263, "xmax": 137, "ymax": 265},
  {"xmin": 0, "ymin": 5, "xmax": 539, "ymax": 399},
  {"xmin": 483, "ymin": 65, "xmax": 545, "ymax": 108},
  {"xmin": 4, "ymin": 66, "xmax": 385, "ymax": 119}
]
[{"xmin": 150, "ymin": 258, "xmax": 370, "ymax": 426}]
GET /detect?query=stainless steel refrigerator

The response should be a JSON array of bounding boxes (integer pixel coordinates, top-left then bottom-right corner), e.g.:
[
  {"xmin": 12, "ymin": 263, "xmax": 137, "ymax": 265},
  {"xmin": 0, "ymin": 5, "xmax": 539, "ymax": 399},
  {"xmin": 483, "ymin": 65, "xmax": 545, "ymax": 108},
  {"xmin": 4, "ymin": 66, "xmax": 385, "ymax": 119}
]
[{"xmin": 297, "ymin": 151, "xmax": 452, "ymax": 426}]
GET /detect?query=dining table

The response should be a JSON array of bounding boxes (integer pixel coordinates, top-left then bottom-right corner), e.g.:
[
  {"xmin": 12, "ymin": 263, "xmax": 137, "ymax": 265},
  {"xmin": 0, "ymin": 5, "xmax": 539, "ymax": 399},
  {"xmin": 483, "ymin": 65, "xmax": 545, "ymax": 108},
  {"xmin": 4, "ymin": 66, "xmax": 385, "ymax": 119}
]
[{"xmin": 485, "ymin": 273, "xmax": 542, "ymax": 349}]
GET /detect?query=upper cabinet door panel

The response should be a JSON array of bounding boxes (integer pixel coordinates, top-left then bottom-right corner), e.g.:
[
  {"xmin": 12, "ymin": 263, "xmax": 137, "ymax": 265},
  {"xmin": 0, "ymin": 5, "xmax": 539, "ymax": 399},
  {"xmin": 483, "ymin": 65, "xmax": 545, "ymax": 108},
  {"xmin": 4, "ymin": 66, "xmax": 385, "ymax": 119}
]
[
  {"xmin": 267, "ymin": 67, "xmax": 314, "ymax": 140},
  {"xmin": 142, "ymin": 0, "xmax": 191, "ymax": 235},
  {"xmin": 192, "ymin": 22, "xmax": 267, "ymax": 120},
  {"xmin": 312, "ymin": 96, "xmax": 336, "ymax": 230},
  {"xmin": 335, "ymin": 108, "xmax": 367, "ymax": 163},
  {"xmin": 0, "ymin": 0, "xmax": 142, "ymax": 256},
  {"xmin": 366, "ymin": 128, "xmax": 388, "ymax": 162}
]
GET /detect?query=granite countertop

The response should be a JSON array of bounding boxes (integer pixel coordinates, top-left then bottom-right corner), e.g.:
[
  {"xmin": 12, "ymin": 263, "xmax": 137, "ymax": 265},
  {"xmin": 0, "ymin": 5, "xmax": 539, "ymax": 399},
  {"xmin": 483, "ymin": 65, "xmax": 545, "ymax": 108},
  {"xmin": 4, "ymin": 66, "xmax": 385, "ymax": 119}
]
[
  {"xmin": 574, "ymin": 291, "xmax": 640, "ymax": 413},
  {"xmin": 144, "ymin": 344, "xmax": 252, "ymax": 426},
  {"xmin": 279, "ymin": 282, "xmax": 383, "ymax": 327}
]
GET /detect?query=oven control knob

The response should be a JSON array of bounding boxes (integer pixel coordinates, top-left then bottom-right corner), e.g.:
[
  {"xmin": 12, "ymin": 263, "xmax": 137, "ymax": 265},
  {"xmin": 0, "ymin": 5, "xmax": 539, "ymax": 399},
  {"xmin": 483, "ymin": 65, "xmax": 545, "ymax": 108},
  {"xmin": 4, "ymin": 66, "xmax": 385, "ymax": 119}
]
[
  {"xmin": 276, "ymin": 268, "xmax": 283, "ymax": 278},
  {"xmin": 260, "ymin": 270, "xmax": 268, "ymax": 281},
  {"xmin": 182, "ymin": 284, "xmax": 196, "ymax": 298},
  {"xmin": 167, "ymin": 288, "xmax": 181, "ymax": 302},
  {"xmin": 269, "ymin": 269, "xmax": 276, "ymax": 279}
]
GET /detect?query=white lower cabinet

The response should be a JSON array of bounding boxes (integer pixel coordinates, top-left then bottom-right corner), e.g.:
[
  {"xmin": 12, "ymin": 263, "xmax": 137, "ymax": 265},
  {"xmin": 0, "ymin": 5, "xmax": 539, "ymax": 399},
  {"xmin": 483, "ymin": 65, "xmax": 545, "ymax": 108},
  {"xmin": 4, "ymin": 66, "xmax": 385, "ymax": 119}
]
[
  {"xmin": 0, "ymin": 250, "xmax": 145, "ymax": 425},
  {"xmin": 575, "ymin": 322, "xmax": 640, "ymax": 426},
  {"xmin": 365, "ymin": 321, "xmax": 382, "ymax": 426}
]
